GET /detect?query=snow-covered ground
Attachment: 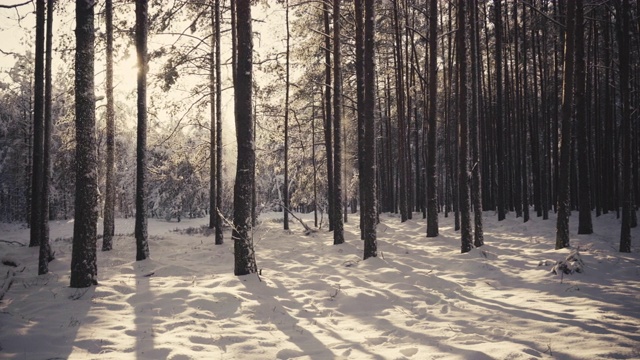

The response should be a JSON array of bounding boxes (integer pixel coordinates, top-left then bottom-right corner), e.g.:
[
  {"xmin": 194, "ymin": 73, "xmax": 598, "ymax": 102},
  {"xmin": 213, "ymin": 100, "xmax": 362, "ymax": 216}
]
[{"xmin": 1, "ymin": 210, "xmax": 639, "ymax": 359}]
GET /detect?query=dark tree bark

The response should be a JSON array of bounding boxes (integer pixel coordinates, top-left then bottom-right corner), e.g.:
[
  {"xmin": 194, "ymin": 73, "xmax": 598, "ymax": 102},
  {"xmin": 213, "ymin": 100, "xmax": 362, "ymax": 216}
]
[
  {"xmin": 618, "ymin": 0, "xmax": 632, "ymax": 253},
  {"xmin": 469, "ymin": 0, "xmax": 483, "ymax": 247},
  {"xmin": 355, "ymin": 0, "xmax": 365, "ymax": 238},
  {"xmin": 556, "ymin": 0, "xmax": 576, "ymax": 250},
  {"xmin": 233, "ymin": 0, "xmax": 257, "ymax": 275},
  {"xmin": 30, "ymin": 0, "xmax": 45, "ymax": 248},
  {"xmin": 209, "ymin": 0, "xmax": 223, "ymax": 245},
  {"xmin": 39, "ymin": 0, "xmax": 55, "ymax": 274},
  {"xmin": 494, "ymin": 0, "xmax": 506, "ymax": 221},
  {"xmin": 392, "ymin": 0, "xmax": 409, "ymax": 222},
  {"xmin": 520, "ymin": 2, "xmax": 530, "ymax": 223},
  {"xmin": 457, "ymin": 0, "xmax": 472, "ymax": 253},
  {"xmin": 283, "ymin": 0, "xmax": 290, "ymax": 231},
  {"xmin": 215, "ymin": 0, "xmax": 223, "ymax": 245},
  {"xmin": 426, "ymin": 0, "xmax": 438, "ymax": 237},
  {"xmin": 362, "ymin": 0, "xmax": 377, "ymax": 260},
  {"xmin": 135, "ymin": 0, "xmax": 150, "ymax": 261},
  {"xmin": 209, "ymin": 0, "xmax": 217, "ymax": 232},
  {"xmin": 312, "ymin": 96, "xmax": 318, "ymax": 228},
  {"xmin": 333, "ymin": 0, "xmax": 344, "ymax": 245},
  {"xmin": 70, "ymin": 0, "xmax": 98, "ymax": 288},
  {"xmin": 323, "ymin": 2, "xmax": 334, "ymax": 231},
  {"xmin": 102, "ymin": 0, "xmax": 115, "ymax": 251},
  {"xmin": 575, "ymin": 0, "xmax": 592, "ymax": 235}
]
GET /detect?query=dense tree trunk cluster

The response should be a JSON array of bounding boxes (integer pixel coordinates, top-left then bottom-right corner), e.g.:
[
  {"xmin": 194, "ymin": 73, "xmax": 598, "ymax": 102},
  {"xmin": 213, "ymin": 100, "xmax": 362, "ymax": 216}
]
[{"xmin": 1, "ymin": 0, "xmax": 638, "ymax": 283}]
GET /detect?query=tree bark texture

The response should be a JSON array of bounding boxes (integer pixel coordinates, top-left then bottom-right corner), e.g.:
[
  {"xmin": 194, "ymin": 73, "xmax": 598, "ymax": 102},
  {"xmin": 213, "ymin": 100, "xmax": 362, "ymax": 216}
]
[
  {"xmin": 333, "ymin": 0, "xmax": 344, "ymax": 245},
  {"xmin": 233, "ymin": 0, "xmax": 257, "ymax": 275},
  {"xmin": 135, "ymin": 0, "xmax": 150, "ymax": 261},
  {"xmin": 70, "ymin": 0, "xmax": 98, "ymax": 288},
  {"xmin": 103, "ymin": 0, "xmax": 116, "ymax": 251},
  {"xmin": 426, "ymin": 0, "xmax": 438, "ymax": 237},
  {"xmin": 555, "ymin": 0, "xmax": 576, "ymax": 250},
  {"xmin": 362, "ymin": 0, "xmax": 377, "ymax": 260}
]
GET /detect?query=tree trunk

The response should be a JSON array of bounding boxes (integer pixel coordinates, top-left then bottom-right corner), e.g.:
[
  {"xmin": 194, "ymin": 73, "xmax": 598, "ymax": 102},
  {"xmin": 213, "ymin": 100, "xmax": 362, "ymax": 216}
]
[
  {"xmin": 393, "ymin": 0, "xmax": 408, "ymax": 222},
  {"xmin": 209, "ymin": 0, "xmax": 217, "ymax": 232},
  {"xmin": 494, "ymin": 0, "xmax": 506, "ymax": 221},
  {"xmin": 362, "ymin": 0, "xmax": 377, "ymax": 260},
  {"xmin": 70, "ymin": 0, "xmax": 98, "ymax": 288},
  {"xmin": 333, "ymin": 0, "xmax": 344, "ymax": 245},
  {"xmin": 233, "ymin": 0, "xmax": 257, "ymax": 275},
  {"xmin": 426, "ymin": 0, "xmax": 438, "ymax": 237},
  {"xmin": 30, "ymin": 0, "xmax": 45, "ymax": 248},
  {"xmin": 39, "ymin": 0, "xmax": 55, "ymax": 274},
  {"xmin": 103, "ymin": 0, "xmax": 116, "ymax": 251},
  {"xmin": 215, "ymin": 0, "xmax": 224, "ymax": 245},
  {"xmin": 556, "ymin": 0, "xmax": 576, "ymax": 250},
  {"xmin": 575, "ymin": 0, "xmax": 592, "ymax": 234},
  {"xmin": 457, "ymin": 0, "xmax": 472, "ymax": 253},
  {"xmin": 469, "ymin": 0, "xmax": 483, "ymax": 247},
  {"xmin": 135, "ymin": 0, "xmax": 150, "ymax": 261},
  {"xmin": 355, "ymin": 0, "xmax": 365, "ymax": 238},
  {"xmin": 283, "ymin": 0, "xmax": 290, "ymax": 231},
  {"xmin": 618, "ymin": 0, "xmax": 632, "ymax": 252},
  {"xmin": 323, "ymin": 2, "xmax": 334, "ymax": 231},
  {"xmin": 520, "ymin": 3, "xmax": 530, "ymax": 223}
]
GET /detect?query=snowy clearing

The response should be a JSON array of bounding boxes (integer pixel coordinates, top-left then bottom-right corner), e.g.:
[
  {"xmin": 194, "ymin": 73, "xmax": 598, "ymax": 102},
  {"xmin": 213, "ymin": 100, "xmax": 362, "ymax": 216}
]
[{"xmin": 1, "ymin": 211, "xmax": 639, "ymax": 359}]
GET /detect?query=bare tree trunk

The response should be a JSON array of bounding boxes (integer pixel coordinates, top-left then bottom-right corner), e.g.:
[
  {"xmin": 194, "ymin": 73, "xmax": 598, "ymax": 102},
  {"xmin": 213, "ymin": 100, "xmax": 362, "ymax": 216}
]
[
  {"xmin": 103, "ymin": 0, "xmax": 116, "ymax": 251},
  {"xmin": 618, "ymin": 0, "xmax": 632, "ymax": 252},
  {"xmin": 70, "ymin": 0, "xmax": 98, "ymax": 288},
  {"xmin": 355, "ymin": 0, "xmax": 365, "ymax": 238},
  {"xmin": 575, "ymin": 0, "xmax": 592, "ymax": 234},
  {"xmin": 333, "ymin": 0, "xmax": 344, "ymax": 244},
  {"xmin": 209, "ymin": 0, "xmax": 217, "ymax": 232},
  {"xmin": 556, "ymin": 0, "xmax": 576, "ymax": 250},
  {"xmin": 283, "ymin": 0, "xmax": 290, "ymax": 231},
  {"xmin": 233, "ymin": 0, "xmax": 257, "ymax": 275},
  {"xmin": 215, "ymin": 0, "xmax": 223, "ymax": 245},
  {"xmin": 457, "ymin": 0, "xmax": 472, "ymax": 253},
  {"xmin": 39, "ymin": 0, "xmax": 55, "ymax": 274},
  {"xmin": 135, "ymin": 0, "xmax": 150, "ymax": 261},
  {"xmin": 323, "ymin": 2, "xmax": 334, "ymax": 231},
  {"xmin": 362, "ymin": 0, "xmax": 377, "ymax": 260},
  {"xmin": 393, "ymin": 0, "xmax": 408, "ymax": 222},
  {"xmin": 494, "ymin": 0, "xmax": 506, "ymax": 221},
  {"xmin": 30, "ymin": 0, "xmax": 45, "ymax": 248},
  {"xmin": 469, "ymin": 0, "xmax": 483, "ymax": 247},
  {"xmin": 426, "ymin": 0, "xmax": 438, "ymax": 237}
]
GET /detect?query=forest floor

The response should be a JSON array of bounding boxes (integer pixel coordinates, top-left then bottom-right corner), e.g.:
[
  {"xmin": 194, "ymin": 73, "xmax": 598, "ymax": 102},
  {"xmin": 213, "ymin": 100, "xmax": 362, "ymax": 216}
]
[{"xmin": 0, "ymin": 210, "xmax": 639, "ymax": 359}]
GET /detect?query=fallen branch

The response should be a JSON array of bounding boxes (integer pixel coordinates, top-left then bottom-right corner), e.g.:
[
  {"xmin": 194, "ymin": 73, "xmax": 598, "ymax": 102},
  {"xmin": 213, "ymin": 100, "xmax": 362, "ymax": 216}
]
[
  {"xmin": 0, "ymin": 240, "xmax": 25, "ymax": 247},
  {"xmin": 278, "ymin": 202, "xmax": 316, "ymax": 235}
]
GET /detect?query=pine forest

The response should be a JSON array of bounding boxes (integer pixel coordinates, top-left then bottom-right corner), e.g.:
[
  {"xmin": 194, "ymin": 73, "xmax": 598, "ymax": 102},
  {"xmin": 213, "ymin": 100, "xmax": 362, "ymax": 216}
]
[{"xmin": 0, "ymin": 1, "xmax": 638, "ymax": 358}]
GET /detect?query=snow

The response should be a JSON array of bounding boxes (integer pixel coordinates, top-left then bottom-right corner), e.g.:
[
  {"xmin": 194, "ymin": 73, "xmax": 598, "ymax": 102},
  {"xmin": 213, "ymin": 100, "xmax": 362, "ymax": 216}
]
[{"xmin": 1, "ymin": 211, "xmax": 639, "ymax": 359}]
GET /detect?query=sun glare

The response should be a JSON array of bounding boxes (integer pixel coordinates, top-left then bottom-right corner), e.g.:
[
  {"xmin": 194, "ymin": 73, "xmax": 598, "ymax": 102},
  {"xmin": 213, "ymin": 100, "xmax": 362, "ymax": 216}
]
[{"xmin": 113, "ymin": 54, "xmax": 139, "ymax": 91}]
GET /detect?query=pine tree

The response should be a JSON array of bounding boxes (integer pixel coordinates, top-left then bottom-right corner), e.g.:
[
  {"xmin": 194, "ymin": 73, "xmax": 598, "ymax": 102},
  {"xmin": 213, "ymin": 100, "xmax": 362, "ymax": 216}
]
[
  {"xmin": 38, "ymin": 0, "xmax": 55, "ymax": 275},
  {"xmin": 457, "ymin": 0, "xmax": 472, "ymax": 253},
  {"xmin": 426, "ymin": 0, "xmax": 438, "ymax": 237},
  {"xmin": 29, "ymin": 0, "xmax": 45, "ymax": 248},
  {"xmin": 556, "ymin": 0, "xmax": 577, "ymax": 250},
  {"xmin": 135, "ymin": 0, "xmax": 150, "ymax": 261},
  {"xmin": 575, "ymin": 0, "xmax": 592, "ymax": 235},
  {"xmin": 102, "ymin": 0, "xmax": 116, "ymax": 251},
  {"xmin": 233, "ymin": 0, "xmax": 257, "ymax": 275},
  {"xmin": 333, "ymin": 0, "xmax": 344, "ymax": 245},
  {"xmin": 70, "ymin": 0, "xmax": 98, "ymax": 288},
  {"xmin": 362, "ymin": 0, "xmax": 377, "ymax": 260},
  {"xmin": 618, "ymin": 0, "xmax": 632, "ymax": 253}
]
